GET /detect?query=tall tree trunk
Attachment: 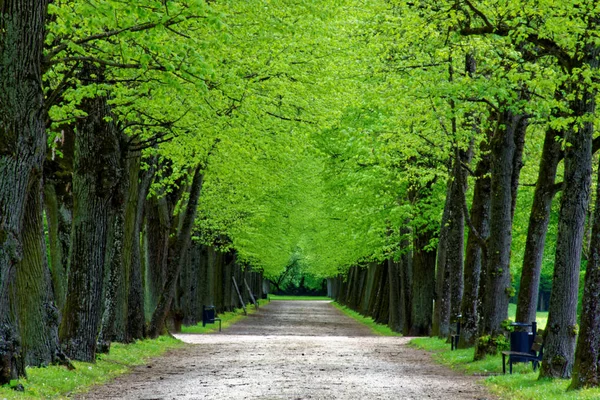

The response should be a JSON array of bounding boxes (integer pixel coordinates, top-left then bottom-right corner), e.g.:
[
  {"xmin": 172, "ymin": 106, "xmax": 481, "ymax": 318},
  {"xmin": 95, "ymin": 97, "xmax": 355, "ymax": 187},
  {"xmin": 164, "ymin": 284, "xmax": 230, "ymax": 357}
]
[
  {"xmin": 570, "ymin": 157, "xmax": 600, "ymax": 389},
  {"xmin": 97, "ymin": 171, "xmax": 126, "ymax": 351},
  {"xmin": 476, "ymin": 111, "xmax": 525, "ymax": 360},
  {"xmin": 432, "ymin": 182, "xmax": 452, "ymax": 338},
  {"xmin": 145, "ymin": 195, "xmax": 169, "ymax": 318},
  {"xmin": 399, "ymin": 225, "xmax": 413, "ymax": 336},
  {"xmin": 43, "ymin": 128, "xmax": 74, "ymax": 313},
  {"xmin": 148, "ymin": 165, "xmax": 204, "ymax": 338},
  {"xmin": 0, "ymin": 0, "xmax": 49, "ymax": 383},
  {"xmin": 516, "ymin": 126, "xmax": 562, "ymax": 324},
  {"xmin": 127, "ymin": 158, "xmax": 155, "ymax": 340},
  {"xmin": 59, "ymin": 65, "xmax": 121, "ymax": 362},
  {"xmin": 448, "ymin": 145, "xmax": 473, "ymax": 324},
  {"xmin": 458, "ymin": 141, "xmax": 491, "ymax": 348},
  {"xmin": 43, "ymin": 181, "xmax": 71, "ymax": 313},
  {"xmin": 410, "ymin": 225, "xmax": 436, "ymax": 336},
  {"xmin": 15, "ymin": 174, "xmax": 62, "ymax": 367},
  {"xmin": 541, "ymin": 66, "xmax": 596, "ymax": 378}
]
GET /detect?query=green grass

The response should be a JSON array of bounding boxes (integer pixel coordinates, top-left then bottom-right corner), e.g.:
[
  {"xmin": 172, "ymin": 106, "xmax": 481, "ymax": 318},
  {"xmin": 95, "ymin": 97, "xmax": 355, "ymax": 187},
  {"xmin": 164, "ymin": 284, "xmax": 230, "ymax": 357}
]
[
  {"xmin": 269, "ymin": 295, "xmax": 331, "ymax": 301},
  {"xmin": 0, "ymin": 336, "xmax": 184, "ymax": 399},
  {"xmin": 181, "ymin": 300, "xmax": 266, "ymax": 334},
  {"xmin": 0, "ymin": 302, "xmax": 264, "ymax": 398},
  {"xmin": 410, "ymin": 337, "xmax": 600, "ymax": 399},
  {"xmin": 331, "ymin": 302, "xmax": 402, "ymax": 336}
]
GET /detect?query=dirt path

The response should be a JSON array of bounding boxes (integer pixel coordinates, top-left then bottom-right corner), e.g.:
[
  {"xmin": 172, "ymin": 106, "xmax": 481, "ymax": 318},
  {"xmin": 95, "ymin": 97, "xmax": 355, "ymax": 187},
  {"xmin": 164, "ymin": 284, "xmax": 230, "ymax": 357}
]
[{"xmin": 78, "ymin": 301, "xmax": 494, "ymax": 399}]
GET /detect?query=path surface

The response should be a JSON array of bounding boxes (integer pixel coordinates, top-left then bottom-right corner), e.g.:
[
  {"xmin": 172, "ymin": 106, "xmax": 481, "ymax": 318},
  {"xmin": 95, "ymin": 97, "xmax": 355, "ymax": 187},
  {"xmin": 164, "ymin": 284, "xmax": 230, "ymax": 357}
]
[{"xmin": 78, "ymin": 301, "xmax": 494, "ymax": 399}]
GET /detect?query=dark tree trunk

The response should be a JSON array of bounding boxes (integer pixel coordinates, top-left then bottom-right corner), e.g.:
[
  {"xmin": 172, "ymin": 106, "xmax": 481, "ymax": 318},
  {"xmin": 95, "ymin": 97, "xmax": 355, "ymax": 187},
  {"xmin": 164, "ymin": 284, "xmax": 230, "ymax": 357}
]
[
  {"xmin": 97, "ymin": 167, "xmax": 127, "ymax": 351},
  {"xmin": 458, "ymin": 141, "xmax": 491, "ymax": 348},
  {"xmin": 361, "ymin": 264, "xmax": 376, "ymax": 314},
  {"xmin": 399, "ymin": 225, "xmax": 413, "ymax": 336},
  {"xmin": 59, "ymin": 65, "xmax": 121, "ymax": 362},
  {"xmin": 148, "ymin": 165, "xmax": 204, "ymax": 338},
  {"xmin": 15, "ymin": 174, "xmax": 62, "ymax": 367},
  {"xmin": 127, "ymin": 158, "xmax": 155, "ymax": 340},
  {"xmin": 476, "ymin": 111, "xmax": 526, "ymax": 360},
  {"xmin": 43, "ymin": 181, "xmax": 71, "ymax": 313},
  {"xmin": 541, "ymin": 69, "xmax": 596, "ymax": 378},
  {"xmin": 367, "ymin": 262, "xmax": 383, "ymax": 317},
  {"xmin": 43, "ymin": 128, "xmax": 74, "ymax": 313},
  {"xmin": 515, "ymin": 126, "xmax": 562, "ymax": 325},
  {"xmin": 570, "ymin": 156, "xmax": 600, "ymax": 389},
  {"xmin": 433, "ymin": 182, "xmax": 452, "ymax": 338},
  {"xmin": 0, "ymin": 0, "xmax": 49, "ymax": 383},
  {"xmin": 145, "ymin": 195, "xmax": 169, "ymax": 318},
  {"xmin": 448, "ymin": 146, "xmax": 473, "ymax": 324},
  {"xmin": 410, "ymin": 225, "xmax": 436, "ymax": 336}
]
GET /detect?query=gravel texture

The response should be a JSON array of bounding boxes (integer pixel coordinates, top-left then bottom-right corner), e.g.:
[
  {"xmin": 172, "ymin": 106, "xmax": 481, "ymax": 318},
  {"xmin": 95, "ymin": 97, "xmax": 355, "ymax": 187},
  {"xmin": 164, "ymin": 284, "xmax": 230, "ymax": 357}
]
[{"xmin": 77, "ymin": 300, "xmax": 494, "ymax": 400}]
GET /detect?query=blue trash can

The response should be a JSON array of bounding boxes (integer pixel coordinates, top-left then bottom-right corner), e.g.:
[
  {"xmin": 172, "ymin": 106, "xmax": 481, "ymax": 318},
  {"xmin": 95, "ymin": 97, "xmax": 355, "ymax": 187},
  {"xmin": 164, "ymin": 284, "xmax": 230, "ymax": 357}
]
[{"xmin": 509, "ymin": 321, "xmax": 537, "ymax": 363}]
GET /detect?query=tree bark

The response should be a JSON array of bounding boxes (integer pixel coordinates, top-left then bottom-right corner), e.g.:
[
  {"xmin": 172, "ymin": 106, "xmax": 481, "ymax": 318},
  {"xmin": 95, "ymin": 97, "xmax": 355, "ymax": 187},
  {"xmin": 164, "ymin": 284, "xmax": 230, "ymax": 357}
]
[
  {"xmin": 148, "ymin": 164, "xmax": 204, "ymax": 338},
  {"xmin": 458, "ymin": 140, "xmax": 491, "ymax": 348},
  {"xmin": 388, "ymin": 259, "xmax": 402, "ymax": 332},
  {"xmin": 570, "ymin": 156, "xmax": 600, "ymax": 389},
  {"xmin": 541, "ymin": 66, "xmax": 596, "ymax": 378},
  {"xmin": 0, "ymin": 0, "xmax": 49, "ymax": 383},
  {"xmin": 43, "ymin": 128, "xmax": 74, "ymax": 313},
  {"xmin": 127, "ymin": 158, "xmax": 155, "ymax": 340},
  {"xmin": 476, "ymin": 110, "xmax": 526, "ymax": 360},
  {"xmin": 15, "ymin": 174, "xmax": 62, "ymax": 367},
  {"xmin": 515, "ymin": 126, "xmax": 562, "ymax": 324},
  {"xmin": 399, "ymin": 225, "xmax": 413, "ymax": 336},
  {"xmin": 432, "ymin": 181, "xmax": 452, "ymax": 338},
  {"xmin": 410, "ymin": 225, "xmax": 436, "ymax": 336},
  {"xmin": 59, "ymin": 65, "xmax": 121, "ymax": 362}
]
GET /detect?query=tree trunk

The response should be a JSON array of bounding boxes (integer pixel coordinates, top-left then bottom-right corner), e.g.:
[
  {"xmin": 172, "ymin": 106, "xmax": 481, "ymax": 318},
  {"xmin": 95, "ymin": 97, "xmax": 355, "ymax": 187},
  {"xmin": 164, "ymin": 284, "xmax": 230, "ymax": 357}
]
[
  {"xmin": 127, "ymin": 158, "xmax": 155, "ymax": 340},
  {"xmin": 399, "ymin": 225, "xmax": 413, "ymax": 336},
  {"xmin": 43, "ymin": 128, "xmax": 74, "ymax": 314},
  {"xmin": 59, "ymin": 65, "xmax": 121, "ymax": 362},
  {"xmin": 475, "ymin": 111, "xmax": 525, "ymax": 360},
  {"xmin": 410, "ymin": 225, "xmax": 436, "ymax": 336},
  {"xmin": 433, "ymin": 181, "xmax": 452, "ymax": 338},
  {"xmin": 148, "ymin": 165, "xmax": 204, "ymax": 338},
  {"xmin": 541, "ymin": 70, "xmax": 596, "ymax": 378},
  {"xmin": 98, "ymin": 144, "xmax": 129, "ymax": 348},
  {"xmin": 0, "ymin": 0, "xmax": 49, "ymax": 383},
  {"xmin": 570, "ymin": 156, "xmax": 600, "ymax": 389},
  {"xmin": 15, "ymin": 174, "xmax": 62, "ymax": 367},
  {"xmin": 515, "ymin": 126, "xmax": 562, "ymax": 324},
  {"xmin": 145, "ymin": 195, "xmax": 169, "ymax": 318},
  {"xmin": 97, "ymin": 188, "xmax": 125, "ymax": 352},
  {"xmin": 458, "ymin": 141, "xmax": 491, "ymax": 348}
]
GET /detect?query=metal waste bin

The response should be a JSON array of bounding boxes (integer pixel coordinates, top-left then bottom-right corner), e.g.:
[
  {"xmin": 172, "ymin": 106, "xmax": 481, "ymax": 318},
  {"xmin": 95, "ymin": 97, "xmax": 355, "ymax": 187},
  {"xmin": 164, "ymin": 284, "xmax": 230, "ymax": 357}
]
[{"xmin": 509, "ymin": 321, "xmax": 537, "ymax": 363}]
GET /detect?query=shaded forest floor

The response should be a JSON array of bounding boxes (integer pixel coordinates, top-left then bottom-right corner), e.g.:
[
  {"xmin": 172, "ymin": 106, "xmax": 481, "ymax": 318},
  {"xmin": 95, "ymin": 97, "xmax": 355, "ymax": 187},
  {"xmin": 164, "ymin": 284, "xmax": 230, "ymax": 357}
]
[{"xmin": 77, "ymin": 301, "xmax": 493, "ymax": 399}]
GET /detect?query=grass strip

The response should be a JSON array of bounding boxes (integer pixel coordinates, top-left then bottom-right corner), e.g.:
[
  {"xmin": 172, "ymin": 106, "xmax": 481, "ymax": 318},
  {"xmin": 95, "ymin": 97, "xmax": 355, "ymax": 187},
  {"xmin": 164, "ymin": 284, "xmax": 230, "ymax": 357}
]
[
  {"xmin": 181, "ymin": 300, "xmax": 266, "ymax": 334},
  {"xmin": 269, "ymin": 295, "xmax": 331, "ymax": 301},
  {"xmin": 0, "ymin": 336, "xmax": 184, "ymax": 400},
  {"xmin": 1, "ymin": 301, "xmax": 264, "ymax": 399},
  {"xmin": 409, "ymin": 337, "xmax": 600, "ymax": 399},
  {"xmin": 331, "ymin": 302, "xmax": 402, "ymax": 336}
]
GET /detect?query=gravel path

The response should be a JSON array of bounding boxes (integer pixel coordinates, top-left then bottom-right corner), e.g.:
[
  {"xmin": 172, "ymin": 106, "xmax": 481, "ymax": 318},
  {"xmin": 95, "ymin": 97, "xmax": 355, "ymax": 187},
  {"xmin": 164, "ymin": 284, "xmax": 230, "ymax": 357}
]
[{"xmin": 77, "ymin": 301, "xmax": 494, "ymax": 400}]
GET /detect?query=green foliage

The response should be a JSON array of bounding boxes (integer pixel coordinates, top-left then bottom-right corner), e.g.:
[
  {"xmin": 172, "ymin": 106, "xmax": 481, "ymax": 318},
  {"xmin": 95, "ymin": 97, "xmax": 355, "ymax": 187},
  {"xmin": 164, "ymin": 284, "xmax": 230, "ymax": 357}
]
[{"xmin": 0, "ymin": 336, "xmax": 183, "ymax": 399}]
